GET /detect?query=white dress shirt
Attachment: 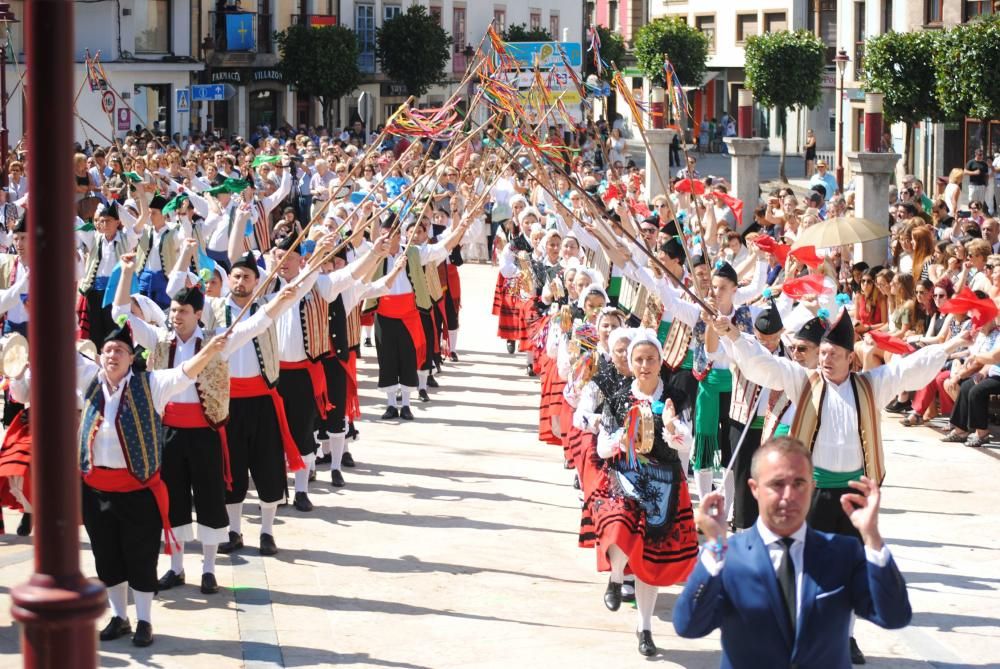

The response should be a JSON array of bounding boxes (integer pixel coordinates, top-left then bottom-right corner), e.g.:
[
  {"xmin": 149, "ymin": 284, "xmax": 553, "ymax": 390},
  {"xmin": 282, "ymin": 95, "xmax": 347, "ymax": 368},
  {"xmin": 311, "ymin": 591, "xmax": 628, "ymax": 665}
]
[
  {"xmin": 270, "ymin": 264, "xmax": 356, "ymax": 362},
  {"xmin": 0, "ymin": 260, "xmax": 29, "ymax": 324},
  {"xmin": 383, "ymin": 241, "xmax": 451, "ymax": 295}
]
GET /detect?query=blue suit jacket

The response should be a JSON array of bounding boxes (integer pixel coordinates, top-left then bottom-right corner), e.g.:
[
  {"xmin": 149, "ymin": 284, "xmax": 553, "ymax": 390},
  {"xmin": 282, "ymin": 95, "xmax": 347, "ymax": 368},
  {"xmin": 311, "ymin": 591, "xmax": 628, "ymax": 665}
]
[{"xmin": 672, "ymin": 525, "xmax": 912, "ymax": 669}]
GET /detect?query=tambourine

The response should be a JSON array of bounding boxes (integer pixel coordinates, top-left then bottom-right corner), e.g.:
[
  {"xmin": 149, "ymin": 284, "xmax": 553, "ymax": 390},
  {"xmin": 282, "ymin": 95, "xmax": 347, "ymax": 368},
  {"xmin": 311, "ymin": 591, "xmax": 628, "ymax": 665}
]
[
  {"xmin": 0, "ymin": 332, "xmax": 28, "ymax": 379},
  {"xmin": 516, "ymin": 251, "xmax": 535, "ymax": 294},
  {"xmin": 634, "ymin": 403, "xmax": 655, "ymax": 455}
]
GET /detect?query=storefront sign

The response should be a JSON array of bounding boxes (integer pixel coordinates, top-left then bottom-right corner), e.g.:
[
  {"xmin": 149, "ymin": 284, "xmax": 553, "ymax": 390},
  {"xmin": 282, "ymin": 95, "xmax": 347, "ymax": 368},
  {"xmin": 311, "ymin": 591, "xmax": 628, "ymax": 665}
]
[
  {"xmin": 252, "ymin": 68, "xmax": 285, "ymax": 83},
  {"xmin": 211, "ymin": 68, "xmax": 245, "ymax": 86},
  {"xmin": 380, "ymin": 82, "xmax": 408, "ymax": 97}
]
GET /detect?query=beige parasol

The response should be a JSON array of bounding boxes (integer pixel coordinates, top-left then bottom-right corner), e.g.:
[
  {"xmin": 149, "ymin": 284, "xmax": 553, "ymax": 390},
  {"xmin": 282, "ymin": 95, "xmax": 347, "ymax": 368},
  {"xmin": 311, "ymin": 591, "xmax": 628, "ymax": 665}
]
[{"xmin": 790, "ymin": 216, "xmax": 889, "ymax": 250}]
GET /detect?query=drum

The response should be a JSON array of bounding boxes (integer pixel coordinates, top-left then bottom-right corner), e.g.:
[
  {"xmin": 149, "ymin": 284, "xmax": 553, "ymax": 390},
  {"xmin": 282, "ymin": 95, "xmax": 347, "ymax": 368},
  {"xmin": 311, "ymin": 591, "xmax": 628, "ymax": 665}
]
[
  {"xmin": 617, "ymin": 276, "xmax": 649, "ymax": 327},
  {"xmin": 0, "ymin": 333, "xmax": 28, "ymax": 378}
]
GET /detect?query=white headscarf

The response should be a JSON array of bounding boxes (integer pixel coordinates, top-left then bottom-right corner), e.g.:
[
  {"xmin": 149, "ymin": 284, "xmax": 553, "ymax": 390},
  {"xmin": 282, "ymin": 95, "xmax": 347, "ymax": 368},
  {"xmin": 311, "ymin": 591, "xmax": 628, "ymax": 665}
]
[
  {"xmin": 577, "ymin": 285, "xmax": 609, "ymax": 311},
  {"xmin": 608, "ymin": 326, "xmax": 637, "ymax": 351},
  {"xmin": 626, "ymin": 327, "xmax": 663, "ymax": 362},
  {"xmin": 131, "ymin": 294, "xmax": 166, "ymax": 327}
]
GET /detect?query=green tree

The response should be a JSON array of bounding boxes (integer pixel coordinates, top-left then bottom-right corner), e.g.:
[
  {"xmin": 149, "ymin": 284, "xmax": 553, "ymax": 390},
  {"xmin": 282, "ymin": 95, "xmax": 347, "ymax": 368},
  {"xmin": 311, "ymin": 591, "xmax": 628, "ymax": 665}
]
[
  {"xmin": 744, "ymin": 30, "xmax": 826, "ymax": 182},
  {"xmin": 503, "ymin": 23, "xmax": 552, "ymax": 42},
  {"xmin": 634, "ymin": 17, "xmax": 709, "ymax": 88},
  {"xmin": 376, "ymin": 5, "xmax": 452, "ymax": 99},
  {"xmin": 584, "ymin": 25, "xmax": 627, "ymax": 83},
  {"xmin": 932, "ymin": 14, "xmax": 1000, "ymax": 147},
  {"xmin": 863, "ymin": 30, "xmax": 946, "ymax": 173},
  {"xmin": 275, "ymin": 24, "xmax": 361, "ymax": 130}
]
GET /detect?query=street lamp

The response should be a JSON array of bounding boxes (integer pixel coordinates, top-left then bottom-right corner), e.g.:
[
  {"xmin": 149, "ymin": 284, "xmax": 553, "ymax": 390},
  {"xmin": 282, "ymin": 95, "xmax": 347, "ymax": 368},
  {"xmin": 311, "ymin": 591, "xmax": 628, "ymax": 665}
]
[
  {"xmin": 834, "ymin": 47, "xmax": 850, "ymax": 193},
  {"xmin": 0, "ymin": 2, "xmax": 17, "ymax": 189}
]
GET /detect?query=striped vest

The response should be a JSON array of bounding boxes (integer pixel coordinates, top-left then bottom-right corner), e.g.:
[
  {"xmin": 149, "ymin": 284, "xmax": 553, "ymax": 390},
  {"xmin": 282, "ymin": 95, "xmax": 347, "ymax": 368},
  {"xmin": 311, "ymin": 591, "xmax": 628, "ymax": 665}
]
[
  {"xmin": 363, "ymin": 246, "xmax": 432, "ymax": 312},
  {"xmin": 299, "ymin": 285, "xmax": 331, "ymax": 361},
  {"xmin": 761, "ymin": 394, "xmax": 793, "ymax": 443},
  {"xmin": 80, "ymin": 232, "xmax": 128, "ymax": 293},
  {"xmin": 246, "ymin": 201, "xmax": 272, "ymax": 253},
  {"xmin": 79, "ymin": 372, "xmax": 163, "ymax": 482}
]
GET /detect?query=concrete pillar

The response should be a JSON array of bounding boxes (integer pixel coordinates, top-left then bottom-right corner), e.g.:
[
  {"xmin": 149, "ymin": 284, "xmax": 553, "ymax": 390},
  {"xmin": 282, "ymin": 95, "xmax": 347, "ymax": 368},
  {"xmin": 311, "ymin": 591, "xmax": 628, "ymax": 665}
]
[
  {"xmin": 848, "ymin": 152, "xmax": 901, "ymax": 266},
  {"xmin": 644, "ymin": 128, "xmax": 676, "ymax": 198},
  {"xmin": 723, "ymin": 137, "xmax": 768, "ymax": 232},
  {"xmin": 737, "ymin": 89, "xmax": 753, "ymax": 138}
]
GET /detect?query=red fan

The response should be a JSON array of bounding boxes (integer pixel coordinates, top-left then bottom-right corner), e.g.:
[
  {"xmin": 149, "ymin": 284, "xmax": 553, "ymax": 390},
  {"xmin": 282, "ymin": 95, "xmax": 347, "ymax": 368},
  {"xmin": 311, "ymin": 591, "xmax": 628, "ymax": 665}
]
[
  {"xmin": 781, "ymin": 274, "xmax": 833, "ymax": 300},
  {"xmin": 628, "ymin": 199, "xmax": 652, "ymax": 219},
  {"xmin": 714, "ymin": 191, "xmax": 744, "ymax": 226},
  {"xmin": 790, "ymin": 245, "xmax": 825, "ymax": 268},
  {"xmin": 602, "ymin": 183, "xmax": 624, "ymax": 205},
  {"xmin": 674, "ymin": 179, "xmax": 706, "ymax": 195},
  {"xmin": 753, "ymin": 236, "xmax": 792, "ymax": 266},
  {"xmin": 938, "ymin": 287, "xmax": 999, "ymax": 328},
  {"xmin": 867, "ymin": 330, "xmax": 915, "ymax": 355}
]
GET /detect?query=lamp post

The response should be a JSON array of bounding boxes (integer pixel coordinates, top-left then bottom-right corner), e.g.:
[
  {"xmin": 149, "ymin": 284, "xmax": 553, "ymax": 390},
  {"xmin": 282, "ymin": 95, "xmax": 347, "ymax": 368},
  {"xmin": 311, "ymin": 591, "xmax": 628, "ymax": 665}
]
[
  {"xmin": 834, "ymin": 47, "xmax": 850, "ymax": 193},
  {"xmin": 0, "ymin": 2, "xmax": 18, "ymax": 189}
]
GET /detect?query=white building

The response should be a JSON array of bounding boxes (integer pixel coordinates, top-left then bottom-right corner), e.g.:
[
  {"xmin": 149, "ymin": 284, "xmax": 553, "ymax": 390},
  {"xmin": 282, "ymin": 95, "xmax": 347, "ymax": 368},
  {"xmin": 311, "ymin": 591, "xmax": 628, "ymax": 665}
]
[{"xmin": 4, "ymin": 0, "xmax": 204, "ymax": 145}]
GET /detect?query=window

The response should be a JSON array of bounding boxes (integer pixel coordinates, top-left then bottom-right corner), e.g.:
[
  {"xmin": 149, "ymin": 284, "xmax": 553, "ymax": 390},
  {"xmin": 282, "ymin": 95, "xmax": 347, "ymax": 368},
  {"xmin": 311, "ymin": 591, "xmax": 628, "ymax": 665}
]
[
  {"xmin": 494, "ymin": 8, "xmax": 506, "ymax": 33},
  {"xmin": 964, "ymin": 0, "xmax": 994, "ymax": 21},
  {"xmin": 550, "ymin": 13, "xmax": 560, "ymax": 39},
  {"xmin": 854, "ymin": 1, "xmax": 866, "ymax": 78},
  {"xmin": 736, "ymin": 13, "xmax": 758, "ymax": 43},
  {"xmin": 453, "ymin": 6, "xmax": 467, "ymax": 73},
  {"xmin": 695, "ymin": 15, "xmax": 716, "ymax": 53},
  {"xmin": 384, "ymin": 5, "xmax": 401, "ymax": 23},
  {"xmin": 882, "ymin": 0, "xmax": 893, "ymax": 33},
  {"xmin": 807, "ymin": 0, "xmax": 837, "ymax": 63},
  {"xmin": 135, "ymin": 0, "xmax": 169, "ymax": 53},
  {"xmin": 429, "ymin": 4, "xmax": 442, "ymax": 25},
  {"xmin": 530, "ymin": 11, "xmax": 541, "ymax": 31},
  {"xmin": 925, "ymin": 0, "xmax": 944, "ymax": 24},
  {"xmin": 609, "ymin": 1, "xmax": 618, "ymax": 31},
  {"xmin": 356, "ymin": 4, "xmax": 375, "ymax": 73},
  {"xmin": 763, "ymin": 11, "xmax": 787, "ymax": 33}
]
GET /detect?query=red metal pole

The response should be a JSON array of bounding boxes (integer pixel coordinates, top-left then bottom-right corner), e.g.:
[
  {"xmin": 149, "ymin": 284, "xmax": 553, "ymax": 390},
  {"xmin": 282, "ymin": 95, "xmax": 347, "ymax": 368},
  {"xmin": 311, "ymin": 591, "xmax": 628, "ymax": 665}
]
[
  {"xmin": 864, "ymin": 92, "xmax": 884, "ymax": 153},
  {"xmin": 649, "ymin": 86, "xmax": 665, "ymax": 130},
  {"xmin": 10, "ymin": 2, "xmax": 106, "ymax": 667},
  {"xmin": 737, "ymin": 89, "xmax": 753, "ymax": 138}
]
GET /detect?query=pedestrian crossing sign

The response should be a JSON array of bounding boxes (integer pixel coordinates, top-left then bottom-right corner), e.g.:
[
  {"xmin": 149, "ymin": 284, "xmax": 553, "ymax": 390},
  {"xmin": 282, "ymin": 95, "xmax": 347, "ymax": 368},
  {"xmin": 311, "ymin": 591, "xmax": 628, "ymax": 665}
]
[{"xmin": 176, "ymin": 88, "xmax": 190, "ymax": 113}]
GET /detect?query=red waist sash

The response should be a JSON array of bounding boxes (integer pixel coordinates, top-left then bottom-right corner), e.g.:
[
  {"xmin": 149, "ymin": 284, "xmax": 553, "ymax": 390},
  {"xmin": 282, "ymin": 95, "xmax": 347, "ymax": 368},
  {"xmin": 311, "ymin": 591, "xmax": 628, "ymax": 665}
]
[
  {"xmin": 230, "ymin": 376, "xmax": 305, "ymax": 471},
  {"xmin": 280, "ymin": 360, "xmax": 332, "ymax": 420},
  {"xmin": 376, "ymin": 293, "xmax": 426, "ymax": 366},
  {"xmin": 337, "ymin": 351, "xmax": 361, "ymax": 421},
  {"xmin": 84, "ymin": 468, "xmax": 179, "ymax": 555},
  {"xmin": 162, "ymin": 402, "xmax": 232, "ymax": 491}
]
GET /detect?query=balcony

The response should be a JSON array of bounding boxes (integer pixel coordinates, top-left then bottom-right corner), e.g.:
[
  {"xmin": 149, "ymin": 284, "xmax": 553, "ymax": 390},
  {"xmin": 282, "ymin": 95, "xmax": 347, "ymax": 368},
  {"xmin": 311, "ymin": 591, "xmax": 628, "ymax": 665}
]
[
  {"xmin": 290, "ymin": 14, "xmax": 338, "ymax": 28},
  {"xmin": 357, "ymin": 51, "xmax": 376, "ymax": 74},
  {"xmin": 207, "ymin": 11, "xmax": 273, "ymax": 66}
]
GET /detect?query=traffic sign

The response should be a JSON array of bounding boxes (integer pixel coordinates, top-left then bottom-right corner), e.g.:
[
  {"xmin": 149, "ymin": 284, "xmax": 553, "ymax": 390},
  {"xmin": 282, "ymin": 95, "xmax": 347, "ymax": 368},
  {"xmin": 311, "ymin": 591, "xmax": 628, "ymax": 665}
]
[
  {"xmin": 192, "ymin": 83, "xmax": 237, "ymax": 102},
  {"xmin": 117, "ymin": 108, "xmax": 131, "ymax": 131},
  {"xmin": 176, "ymin": 88, "xmax": 190, "ymax": 113},
  {"xmin": 101, "ymin": 90, "xmax": 115, "ymax": 114}
]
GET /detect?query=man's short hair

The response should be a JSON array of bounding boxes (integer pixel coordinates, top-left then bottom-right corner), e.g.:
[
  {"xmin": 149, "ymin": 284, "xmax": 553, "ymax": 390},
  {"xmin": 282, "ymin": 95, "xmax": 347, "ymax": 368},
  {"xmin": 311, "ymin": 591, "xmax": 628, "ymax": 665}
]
[{"xmin": 750, "ymin": 437, "xmax": 813, "ymax": 480}]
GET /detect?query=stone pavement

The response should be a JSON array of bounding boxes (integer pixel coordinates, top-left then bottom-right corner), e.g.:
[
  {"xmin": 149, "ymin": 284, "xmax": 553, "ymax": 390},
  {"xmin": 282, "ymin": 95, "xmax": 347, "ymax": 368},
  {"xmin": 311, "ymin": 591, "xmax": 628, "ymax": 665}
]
[{"xmin": 0, "ymin": 263, "xmax": 999, "ymax": 668}]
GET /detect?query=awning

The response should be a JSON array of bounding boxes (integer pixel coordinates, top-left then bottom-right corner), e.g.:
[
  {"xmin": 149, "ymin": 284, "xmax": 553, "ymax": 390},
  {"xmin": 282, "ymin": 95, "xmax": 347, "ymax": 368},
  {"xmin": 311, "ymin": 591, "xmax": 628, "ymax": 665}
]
[{"xmin": 682, "ymin": 71, "xmax": 719, "ymax": 91}]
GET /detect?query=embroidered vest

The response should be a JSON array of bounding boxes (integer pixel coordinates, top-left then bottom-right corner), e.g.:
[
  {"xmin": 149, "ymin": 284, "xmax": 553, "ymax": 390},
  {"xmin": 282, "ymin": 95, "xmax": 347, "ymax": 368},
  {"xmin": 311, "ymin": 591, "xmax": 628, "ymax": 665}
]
[
  {"xmin": 79, "ymin": 372, "xmax": 163, "ymax": 482},
  {"xmin": 761, "ymin": 393, "xmax": 793, "ymax": 443},
  {"xmin": 0, "ymin": 253, "xmax": 16, "ymax": 290},
  {"xmin": 347, "ymin": 302, "xmax": 362, "ymax": 350},
  {"xmin": 146, "ymin": 332, "xmax": 230, "ymax": 427},
  {"xmin": 426, "ymin": 256, "xmax": 445, "ymax": 302},
  {"xmin": 299, "ymin": 285, "xmax": 331, "ymax": 361},
  {"xmin": 135, "ymin": 225, "xmax": 180, "ymax": 275},
  {"xmin": 80, "ymin": 232, "xmax": 128, "ymax": 293},
  {"xmin": 205, "ymin": 297, "xmax": 280, "ymax": 387},
  {"xmin": 791, "ymin": 371, "xmax": 885, "ymax": 483},
  {"xmin": 729, "ymin": 368, "xmax": 764, "ymax": 427},
  {"xmin": 246, "ymin": 200, "xmax": 272, "ymax": 253}
]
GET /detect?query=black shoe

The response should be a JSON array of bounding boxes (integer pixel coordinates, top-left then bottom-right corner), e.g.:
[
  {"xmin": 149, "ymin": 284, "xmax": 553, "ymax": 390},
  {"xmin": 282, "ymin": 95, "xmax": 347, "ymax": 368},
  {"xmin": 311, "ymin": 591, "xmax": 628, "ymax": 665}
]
[
  {"xmin": 621, "ymin": 579, "xmax": 636, "ymax": 604},
  {"xmin": 99, "ymin": 616, "xmax": 132, "ymax": 641},
  {"xmin": 218, "ymin": 531, "xmax": 244, "ymax": 554},
  {"xmin": 259, "ymin": 533, "xmax": 278, "ymax": 556},
  {"xmin": 604, "ymin": 579, "xmax": 622, "ymax": 611},
  {"xmin": 400, "ymin": 406, "xmax": 414, "ymax": 421},
  {"xmin": 293, "ymin": 492, "xmax": 313, "ymax": 512},
  {"xmin": 341, "ymin": 451, "xmax": 356, "ymax": 468},
  {"xmin": 315, "ymin": 454, "xmax": 332, "ymax": 465},
  {"xmin": 449, "ymin": 352, "xmax": 459, "ymax": 362},
  {"xmin": 418, "ymin": 389, "xmax": 430, "ymax": 402},
  {"xmin": 330, "ymin": 469, "xmax": 346, "ymax": 487},
  {"xmin": 381, "ymin": 406, "xmax": 399, "ymax": 420},
  {"xmin": 345, "ymin": 423, "xmax": 359, "ymax": 440},
  {"xmin": 506, "ymin": 340, "xmax": 516, "ymax": 354},
  {"xmin": 308, "ymin": 468, "xmax": 316, "ymax": 482},
  {"xmin": 200, "ymin": 572, "xmax": 219, "ymax": 595},
  {"xmin": 364, "ymin": 337, "xmax": 372, "ymax": 347},
  {"xmin": 850, "ymin": 637, "xmax": 866, "ymax": 665},
  {"xmin": 131, "ymin": 621, "xmax": 154, "ymax": 648},
  {"xmin": 16, "ymin": 513, "xmax": 31, "ymax": 536},
  {"xmin": 427, "ymin": 374, "xmax": 439, "ymax": 388},
  {"xmin": 527, "ymin": 365, "xmax": 537, "ymax": 377},
  {"xmin": 885, "ymin": 400, "xmax": 911, "ymax": 414},
  {"xmin": 157, "ymin": 569, "xmax": 185, "ymax": 591},
  {"xmin": 637, "ymin": 630, "xmax": 656, "ymax": 657}
]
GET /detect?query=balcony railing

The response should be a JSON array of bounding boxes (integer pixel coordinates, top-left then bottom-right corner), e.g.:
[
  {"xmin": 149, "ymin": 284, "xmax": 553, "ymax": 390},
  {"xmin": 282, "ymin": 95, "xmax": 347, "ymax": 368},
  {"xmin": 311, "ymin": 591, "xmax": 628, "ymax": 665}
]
[
  {"xmin": 357, "ymin": 51, "xmax": 376, "ymax": 74},
  {"xmin": 452, "ymin": 51, "xmax": 468, "ymax": 74},
  {"xmin": 208, "ymin": 11, "xmax": 258, "ymax": 52},
  {"xmin": 290, "ymin": 14, "xmax": 338, "ymax": 27}
]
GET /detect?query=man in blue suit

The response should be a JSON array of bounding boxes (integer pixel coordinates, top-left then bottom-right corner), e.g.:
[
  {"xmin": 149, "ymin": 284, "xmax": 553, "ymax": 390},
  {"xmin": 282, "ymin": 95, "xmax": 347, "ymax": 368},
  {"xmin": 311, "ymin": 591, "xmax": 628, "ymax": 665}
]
[{"xmin": 673, "ymin": 437, "xmax": 911, "ymax": 669}]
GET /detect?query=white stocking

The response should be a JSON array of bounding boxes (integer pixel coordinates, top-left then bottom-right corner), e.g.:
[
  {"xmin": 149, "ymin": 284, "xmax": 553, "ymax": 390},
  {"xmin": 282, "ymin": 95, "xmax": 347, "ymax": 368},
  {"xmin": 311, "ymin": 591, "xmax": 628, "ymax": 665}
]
[
  {"xmin": 108, "ymin": 582, "xmax": 128, "ymax": 620},
  {"xmin": 607, "ymin": 544, "xmax": 628, "ymax": 584},
  {"xmin": 226, "ymin": 502, "xmax": 243, "ymax": 535},
  {"xmin": 132, "ymin": 589, "xmax": 153, "ymax": 624},
  {"xmin": 417, "ymin": 370, "xmax": 429, "ymax": 390},
  {"xmin": 385, "ymin": 385, "xmax": 399, "ymax": 407},
  {"xmin": 260, "ymin": 500, "xmax": 278, "ymax": 536},
  {"xmin": 695, "ymin": 469, "xmax": 714, "ymax": 501},
  {"xmin": 635, "ymin": 578, "xmax": 659, "ymax": 632},
  {"xmin": 294, "ymin": 453, "xmax": 316, "ymax": 492},
  {"xmin": 202, "ymin": 543, "xmax": 217, "ymax": 575},
  {"xmin": 448, "ymin": 329, "xmax": 458, "ymax": 351},
  {"xmin": 170, "ymin": 542, "xmax": 185, "ymax": 574},
  {"xmin": 328, "ymin": 433, "xmax": 347, "ymax": 472},
  {"xmin": 399, "ymin": 387, "xmax": 412, "ymax": 407}
]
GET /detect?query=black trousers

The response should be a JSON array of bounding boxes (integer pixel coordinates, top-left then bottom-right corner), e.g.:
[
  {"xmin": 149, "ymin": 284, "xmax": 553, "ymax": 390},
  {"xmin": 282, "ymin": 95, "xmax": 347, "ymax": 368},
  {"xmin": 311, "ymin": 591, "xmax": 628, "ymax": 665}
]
[
  {"xmin": 663, "ymin": 366, "xmax": 698, "ymax": 417},
  {"xmin": 950, "ymin": 376, "xmax": 1000, "ymax": 432},
  {"xmin": 161, "ymin": 426, "xmax": 229, "ymax": 536},
  {"xmin": 444, "ymin": 290, "xmax": 460, "ymax": 331},
  {"xmin": 418, "ymin": 308, "xmax": 440, "ymax": 371},
  {"xmin": 729, "ymin": 423, "xmax": 763, "ymax": 530},
  {"xmin": 82, "ymin": 483, "xmax": 162, "ymax": 592},
  {"xmin": 374, "ymin": 314, "xmax": 418, "ymax": 389},
  {"xmin": 316, "ymin": 356, "xmax": 348, "ymax": 436},
  {"xmin": 808, "ymin": 487, "xmax": 862, "ymax": 542},
  {"xmin": 226, "ymin": 395, "xmax": 287, "ymax": 505},
  {"xmin": 277, "ymin": 367, "xmax": 319, "ymax": 457},
  {"xmin": 84, "ymin": 287, "xmax": 116, "ymax": 349}
]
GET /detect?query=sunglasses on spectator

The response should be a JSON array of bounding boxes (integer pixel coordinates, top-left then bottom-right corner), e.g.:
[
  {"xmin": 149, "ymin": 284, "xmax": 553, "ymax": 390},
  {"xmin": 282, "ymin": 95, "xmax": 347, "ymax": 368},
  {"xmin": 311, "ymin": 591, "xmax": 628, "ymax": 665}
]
[{"xmin": 789, "ymin": 345, "xmax": 813, "ymax": 353}]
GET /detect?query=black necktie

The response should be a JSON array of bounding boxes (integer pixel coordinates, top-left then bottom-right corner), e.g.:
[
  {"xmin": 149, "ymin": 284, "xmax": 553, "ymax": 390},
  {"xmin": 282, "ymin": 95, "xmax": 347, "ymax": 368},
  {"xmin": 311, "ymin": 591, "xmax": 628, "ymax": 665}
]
[{"xmin": 777, "ymin": 537, "xmax": 797, "ymax": 633}]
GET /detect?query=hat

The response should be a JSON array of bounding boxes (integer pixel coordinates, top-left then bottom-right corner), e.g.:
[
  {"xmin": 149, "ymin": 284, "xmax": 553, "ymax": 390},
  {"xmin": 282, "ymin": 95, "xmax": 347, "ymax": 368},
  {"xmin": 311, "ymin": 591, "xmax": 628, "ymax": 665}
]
[
  {"xmin": 608, "ymin": 326, "xmax": 636, "ymax": 351},
  {"xmin": 148, "ymin": 194, "xmax": 169, "ymax": 210},
  {"xmin": 11, "ymin": 215, "xmax": 26, "ymax": 234},
  {"xmin": 102, "ymin": 320, "xmax": 135, "ymax": 352},
  {"xmin": 231, "ymin": 251, "xmax": 261, "ymax": 278},
  {"xmin": 821, "ymin": 308, "xmax": 854, "ymax": 351},
  {"xmin": 754, "ymin": 298, "xmax": 783, "ymax": 335},
  {"xmin": 712, "ymin": 260, "xmax": 738, "ymax": 285},
  {"xmin": 100, "ymin": 202, "xmax": 119, "ymax": 220},
  {"xmin": 795, "ymin": 316, "xmax": 826, "ymax": 345},
  {"xmin": 225, "ymin": 177, "xmax": 253, "ymax": 192},
  {"xmin": 274, "ymin": 233, "xmax": 300, "ymax": 253},
  {"xmin": 661, "ymin": 236, "xmax": 685, "ymax": 262},
  {"xmin": 816, "ymin": 159, "xmax": 828, "ymax": 168},
  {"xmin": 172, "ymin": 286, "xmax": 205, "ymax": 312}
]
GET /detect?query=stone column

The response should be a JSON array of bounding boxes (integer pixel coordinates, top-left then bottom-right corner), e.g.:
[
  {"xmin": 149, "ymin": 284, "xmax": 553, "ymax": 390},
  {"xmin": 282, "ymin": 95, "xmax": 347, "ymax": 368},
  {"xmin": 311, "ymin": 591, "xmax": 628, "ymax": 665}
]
[
  {"xmin": 722, "ymin": 137, "xmax": 768, "ymax": 232},
  {"xmin": 644, "ymin": 128, "xmax": 676, "ymax": 198},
  {"xmin": 848, "ymin": 152, "xmax": 900, "ymax": 266}
]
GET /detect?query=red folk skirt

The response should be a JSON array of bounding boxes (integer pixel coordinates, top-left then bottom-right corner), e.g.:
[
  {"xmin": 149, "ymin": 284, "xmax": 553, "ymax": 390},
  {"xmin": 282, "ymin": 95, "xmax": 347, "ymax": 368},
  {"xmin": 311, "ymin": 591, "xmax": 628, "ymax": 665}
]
[
  {"xmin": 0, "ymin": 410, "xmax": 31, "ymax": 512},
  {"xmin": 496, "ymin": 279, "xmax": 527, "ymax": 342}
]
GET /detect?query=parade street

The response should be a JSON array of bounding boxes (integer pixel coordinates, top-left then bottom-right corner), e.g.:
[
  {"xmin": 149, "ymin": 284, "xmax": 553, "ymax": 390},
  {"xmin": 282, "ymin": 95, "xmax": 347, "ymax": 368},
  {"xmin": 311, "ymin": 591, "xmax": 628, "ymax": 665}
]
[{"xmin": 0, "ymin": 264, "xmax": 995, "ymax": 669}]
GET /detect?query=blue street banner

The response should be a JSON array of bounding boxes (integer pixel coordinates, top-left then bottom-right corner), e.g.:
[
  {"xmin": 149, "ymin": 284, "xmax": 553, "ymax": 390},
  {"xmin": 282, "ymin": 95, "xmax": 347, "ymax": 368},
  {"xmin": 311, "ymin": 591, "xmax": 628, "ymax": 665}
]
[
  {"xmin": 504, "ymin": 42, "xmax": 582, "ymax": 70},
  {"xmin": 226, "ymin": 13, "xmax": 256, "ymax": 52}
]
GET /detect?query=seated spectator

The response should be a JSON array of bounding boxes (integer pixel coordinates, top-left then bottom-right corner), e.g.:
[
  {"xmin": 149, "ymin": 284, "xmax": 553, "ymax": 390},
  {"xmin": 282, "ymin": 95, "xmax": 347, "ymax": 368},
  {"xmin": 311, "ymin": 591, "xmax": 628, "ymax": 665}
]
[{"xmin": 942, "ymin": 311, "xmax": 1000, "ymax": 447}]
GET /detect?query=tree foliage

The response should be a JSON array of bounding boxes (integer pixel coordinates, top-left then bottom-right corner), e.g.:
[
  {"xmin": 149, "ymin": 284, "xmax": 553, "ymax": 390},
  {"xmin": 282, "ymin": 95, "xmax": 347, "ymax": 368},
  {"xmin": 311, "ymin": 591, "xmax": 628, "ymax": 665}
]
[
  {"xmin": 274, "ymin": 24, "xmax": 361, "ymax": 128},
  {"xmin": 584, "ymin": 25, "xmax": 627, "ymax": 82},
  {"xmin": 503, "ymin": 23, "xmax": 552, "ymax": 42},
  {"xmin": 634, "ymin": 17, "xmax": 709, "ymax": 87},
  {"xmin": 376, "ymin": 5, "xmax": 453, "ymax": 99},
  {"xmin": 932, "ymin": 14, "xmax": 1000, "ymax": 121},
  {"xmin": 863, "ymin": 30, "xmax": 947, "ymax": 125}
]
